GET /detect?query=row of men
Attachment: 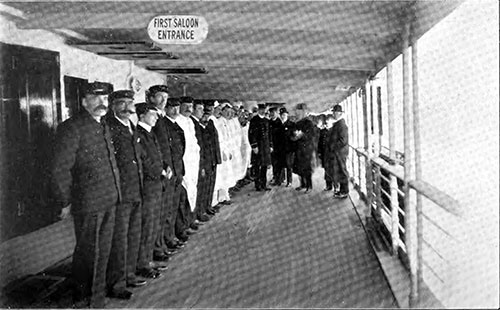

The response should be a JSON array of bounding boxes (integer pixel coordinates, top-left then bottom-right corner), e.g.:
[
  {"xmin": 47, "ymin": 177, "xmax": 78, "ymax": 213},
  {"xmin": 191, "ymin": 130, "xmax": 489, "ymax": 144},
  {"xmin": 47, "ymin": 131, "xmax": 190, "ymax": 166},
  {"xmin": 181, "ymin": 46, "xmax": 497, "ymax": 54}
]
[
  {"xmin": 250, "ymin": 103, "xmax": 349, "ymax": 197},
  {"xmin": 50, "ymin": 81, "xmax": 349, "ymax": 307},
  {"xmin": 51, "ymin": 83, "xmax": 254, "ymax": 307}
]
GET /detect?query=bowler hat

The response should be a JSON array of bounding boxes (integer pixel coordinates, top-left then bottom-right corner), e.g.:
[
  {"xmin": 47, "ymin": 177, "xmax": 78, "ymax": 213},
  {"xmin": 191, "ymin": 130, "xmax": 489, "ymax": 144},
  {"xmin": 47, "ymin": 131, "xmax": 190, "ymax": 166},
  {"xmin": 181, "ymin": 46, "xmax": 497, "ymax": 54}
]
[{"xmin": 332, "ymin": 105, "xmax": 343, "ymax": 113}]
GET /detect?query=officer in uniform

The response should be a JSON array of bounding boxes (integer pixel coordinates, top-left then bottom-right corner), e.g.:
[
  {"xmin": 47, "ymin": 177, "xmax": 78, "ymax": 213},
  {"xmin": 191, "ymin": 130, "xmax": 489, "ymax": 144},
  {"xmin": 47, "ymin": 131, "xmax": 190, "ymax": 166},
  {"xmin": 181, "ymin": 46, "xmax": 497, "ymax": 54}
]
[
  {"xmin": 51, "ymin": 82, "xmax": 120, "ymax": 308},
  {"xmin": 148, "ymin": 86, "xmax": 185, "ymax": 255},
  {"xmin": 135, "ymin": 102, "xmax": 166, "ymax": 279},
  {"xmin": 203, "ymin": 102, "xmax": 222, "ymax": 214},
  {"xmin": 249, "ymin": 103, "xmax": 273, "ymax": 191},
  {"xmin": 326, "ymin": 105, "xmax": 349, "ymax": 198},
  {"xmin": 280, "ymin": 107, "xmax": 295, "ymax": 187}
]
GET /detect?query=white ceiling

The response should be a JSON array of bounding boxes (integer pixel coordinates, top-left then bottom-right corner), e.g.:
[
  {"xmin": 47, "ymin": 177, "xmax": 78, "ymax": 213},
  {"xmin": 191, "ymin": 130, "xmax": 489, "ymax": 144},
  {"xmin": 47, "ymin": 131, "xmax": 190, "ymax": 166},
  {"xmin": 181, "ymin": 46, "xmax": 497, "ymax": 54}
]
[{"xmin": 3, "ymin": 0, "xmax": 462, "ymax": 112}]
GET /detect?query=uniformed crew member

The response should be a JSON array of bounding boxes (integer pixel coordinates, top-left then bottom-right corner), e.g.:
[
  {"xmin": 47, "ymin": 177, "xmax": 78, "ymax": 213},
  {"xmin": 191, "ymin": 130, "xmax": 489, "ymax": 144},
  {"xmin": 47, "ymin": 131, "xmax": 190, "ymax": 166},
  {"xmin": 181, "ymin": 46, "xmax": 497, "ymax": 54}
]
[
  {"xmin": 203, "ymin": 102, "xmax": 222, "ymax": 214},
  {"xmin": 135, "ymin": 102, "xmax": 165, "ymax": 280},
  {"xmin": 249, "ymin": 103, "xmax": 273, "ymax": 191},
  {"xmin": 270, "ymin": 107, "xmax": 287, "ymax": 186},
  {"xmin": 191, "ymin": 100, "xmax": 213, "ymax": 222},
  {"xmin": 292, "ymin": 103, "xmax": 315, "ymax": 193},
  {"xmin": 51, "ymin": 82, "xmax": 120, "ymax": 308},
  {"xmin": 326, "ymin": 104, "xmax": 349, "ymax": 198},
  {"xmin": 105, "ymin": 90, "xmax": 145, "ymax": 299},
  {"xmin": 321, "ymin": 114, "xmax": 334, "ymax": 191},
  {"xmin": 280, "ymin": 107, "xmax": 295, "ymax": 187},
  {"xmin": 149, "ymin": 86, "xmax": 185, "ymax": 254}
]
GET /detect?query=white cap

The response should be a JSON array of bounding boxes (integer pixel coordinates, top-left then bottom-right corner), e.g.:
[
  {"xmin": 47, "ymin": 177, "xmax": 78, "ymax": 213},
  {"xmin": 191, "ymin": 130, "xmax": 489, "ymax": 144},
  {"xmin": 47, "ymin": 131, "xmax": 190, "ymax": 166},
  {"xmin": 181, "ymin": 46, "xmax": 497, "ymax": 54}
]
[{"xmin": 214, "ymin": 100, "xmax": 220, "ymax": 108}]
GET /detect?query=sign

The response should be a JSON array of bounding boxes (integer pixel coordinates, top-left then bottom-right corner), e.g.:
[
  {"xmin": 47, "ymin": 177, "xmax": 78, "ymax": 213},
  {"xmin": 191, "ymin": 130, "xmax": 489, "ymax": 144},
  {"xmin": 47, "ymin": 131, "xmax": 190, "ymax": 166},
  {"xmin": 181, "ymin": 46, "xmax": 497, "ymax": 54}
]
[{"xmin": 147, "ymin": 15, "xmax": 208, "ymax": 44}]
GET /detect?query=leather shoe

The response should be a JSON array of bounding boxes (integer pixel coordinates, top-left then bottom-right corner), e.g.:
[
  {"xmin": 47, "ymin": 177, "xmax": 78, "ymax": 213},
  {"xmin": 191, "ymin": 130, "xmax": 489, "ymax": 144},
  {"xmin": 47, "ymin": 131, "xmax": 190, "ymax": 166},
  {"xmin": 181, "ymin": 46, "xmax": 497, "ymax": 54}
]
[
  {"xmin": 153, "ymin": 252, "xmax": 170, "ymax": 262},
  {"xmin": 295, "ymin": 186, "xmax": 303, "ymax": 191},
  {"xmin": 285, "ymin": 183, "xmax": 291, "ymax": 187},
  {"xmin": 150, "ymin": 261, "xmax": 169, "ymax": 272},
  {"xmin": 264, "ymin": 187, "xmax": 271, "ymax": 191},
  {"xmin": 127, "ymin": 278, "xmax": 147, "ymax": 288},
  {"xmin": 177, "ymin": 233, "xmax": 189, "ymax": 243},
  {"xmin": 220, "ymin": 200, "xmax": 232, "ymax": 205},
  {"xmin": 136, "ymin": 268, "xmax": 161, "ymax": 279},
  {"xmin": 197, "ymin": 213, "xmax": 210, "ymax": 222},
  {"xmin": 186, "ymin": 228, "xmax": 197, "ymax": 235},
  {"xmin": 206, "ymin": 208, "xmax": 216, "ymax": 215},
  {"xmin": 108, "ymin": 288, "xmax": 133, "ymax": 300},
  {"xmin": 323, "ymin": 187, "xmax": 332, "ymax": 191}
]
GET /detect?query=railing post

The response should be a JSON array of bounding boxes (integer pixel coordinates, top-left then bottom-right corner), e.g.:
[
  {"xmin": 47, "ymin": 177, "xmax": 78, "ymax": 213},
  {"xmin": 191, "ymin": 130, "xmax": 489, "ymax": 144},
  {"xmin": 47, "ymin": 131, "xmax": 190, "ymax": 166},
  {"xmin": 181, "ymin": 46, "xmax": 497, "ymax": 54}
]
[
  {"xmin": 356, "ymin": 93, "xmax": 362, "ymax": 187},
  {"xmin": 402, "ymin": 21, "xmax": 418, "ymax": 307},
  {"xmin": 349, "ymin": 96, "xmax": 356, "ymax": 177},
  {"xmin": 387, "ymin": 62, "xmax": 400, "ymax": 256},
  {"xmin": 362, "ymin": 85, "xmax": 373, "ymax": 208},
  {"xmin": 412, "ymin": 38, "xmax": 424, "ymax": 296}
]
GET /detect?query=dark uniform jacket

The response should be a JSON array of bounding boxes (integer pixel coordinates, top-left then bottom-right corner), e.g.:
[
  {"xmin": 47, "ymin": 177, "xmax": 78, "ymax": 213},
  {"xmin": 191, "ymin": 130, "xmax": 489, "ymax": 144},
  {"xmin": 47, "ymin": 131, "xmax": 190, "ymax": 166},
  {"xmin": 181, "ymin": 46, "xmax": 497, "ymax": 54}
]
[
  {"xmin": 154, "ymin": 115, "xmax": 185, "ymax": 178},
  {"xmin": 51, "ymin": 110, "xmax": 121, "ymax": 214},
  {"xmin": 190, "ymin": 116, "xmax": 210, "ymax": 172},
  {"xmin": 318, "ymin": 128, "xmax": 329, "ymax": 165},
  {"xmin": 106, "ymin": 115, "xmax": 143, "ymax": 203},
  {"xmin": 292, "ymin": 118, "xmax": 315, "ymax": 175},
  {"xmin": 206, "ymin": 118, "xmax": 222, "ymax": 168},
  {"xmin": 136, "ymin": 124, "xmax": 163, "ymax": 182},
  {"xmin": 271, "ymin": 118, "xmax": 286, "ymax": 157},
  {"xmin": 283, "ymin": 120, "xmax": 296, "ymax": 154},
  {"xmin": 249, "ymin": 115, "xmax": 273, "ymax": 166},
  {"xmin": 163, "ymin": 116, "xmax": 186, "ymax": 177}
]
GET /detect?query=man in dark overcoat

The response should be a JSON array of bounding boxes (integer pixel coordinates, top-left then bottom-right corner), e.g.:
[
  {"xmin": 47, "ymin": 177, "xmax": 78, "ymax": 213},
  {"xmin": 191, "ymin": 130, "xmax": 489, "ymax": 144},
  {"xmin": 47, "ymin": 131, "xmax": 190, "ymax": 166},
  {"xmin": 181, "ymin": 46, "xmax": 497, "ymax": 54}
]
[
  {"xmin": 292, "ymin": 103, "xmax": 315, "ymax": 192},
  {"xmin": 105, "ymin": 90, "xmax": 145, "ymax": 299},
  {"xmin": 320, "ymin": 114, "xmax": 333, "ymax": 191},
  {"xmin": 51, "ymin": 82, "xmax": 120, "ymax": 308},
  {"xmin": 249, "ymin": 103, "xmax": 273, "ymax": 191},
  {"xmin": 270, "ymin": 107, "xmax": 287, "ymax": 186},
  {"xmin": 326, "ymin": 104, "xmax": 349, "ymax": 198},
  {"xmin": 135, "ymin": 102, "xmax": 165, "ymax": 280}
]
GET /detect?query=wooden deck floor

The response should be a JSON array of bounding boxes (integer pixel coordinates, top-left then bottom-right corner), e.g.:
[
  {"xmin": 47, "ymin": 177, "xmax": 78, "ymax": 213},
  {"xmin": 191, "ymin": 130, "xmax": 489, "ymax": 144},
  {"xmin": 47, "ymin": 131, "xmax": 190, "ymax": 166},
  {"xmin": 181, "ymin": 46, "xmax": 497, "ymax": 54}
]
[{"xmin": 106, "ymin": 168, "xmax": 397, "ymax": 308}]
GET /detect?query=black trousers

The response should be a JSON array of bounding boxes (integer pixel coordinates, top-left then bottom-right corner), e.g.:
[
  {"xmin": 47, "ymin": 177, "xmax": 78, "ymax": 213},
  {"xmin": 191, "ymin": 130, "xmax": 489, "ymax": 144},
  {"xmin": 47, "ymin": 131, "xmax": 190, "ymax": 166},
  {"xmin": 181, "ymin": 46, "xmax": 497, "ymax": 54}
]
[
  {"xmin": 207, "ymin": 166, "xmax": 217, "ymax": 207},
  {"xmin": 254, "ymin": 164, "xmax": 268, "ymax": 190},
  {"xmin": 107, "ymin": 201, "xmax": 142, "ymax": 291},
  {"xmin": 176, "ymin": 186, "xmax": 194, "ymax": 237},
  {"xmin": 137, "ymin": 180, "xmax": 162, "ymax": 270},
  {"xmin": 333, "ymin": 153, "xmax": 349, "ymax": 194},
  {"xmin": 72, "ymin": 206, "xmax": 115, "ymax": 308},
  {"xmin": 282, "ymin": 152, "xmax": 294, "ymax": 185},
  {"xmin": 161, "ymin": 176, "xmax": 182, "ymax": 248},
  {"xmin": 271, "ymin": 152, "xmax": 279, "ymax": 181},
  {"xmin": 299, "ymin": 173, "xmax": 312, "ymax": 190},
  {"xmin": 195, "ymin": 166, "xmax": 213, "ymax": 219}
]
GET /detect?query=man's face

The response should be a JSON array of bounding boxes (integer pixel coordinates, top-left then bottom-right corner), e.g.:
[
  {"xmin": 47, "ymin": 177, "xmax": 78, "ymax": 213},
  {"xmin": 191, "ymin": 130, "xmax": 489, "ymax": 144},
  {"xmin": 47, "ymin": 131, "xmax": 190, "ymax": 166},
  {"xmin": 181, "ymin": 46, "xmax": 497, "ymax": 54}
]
[
  {"xmin": 214, "ymin": 106, "xmax": 222, "ymax": 118},
  {"xmin": 326, "ymin": 118, "xmax": 334, "ymax": 129},
  {"xmin": 205, "ymin": 105, "xmax": 214, "ymax": 116},
  {"xmin": 317, "ymin": 119, "xmax": 324, "ymax": 128},
  {"xmin": 193, "ymin": 104, "xmax": 204, "ymax": 119},
  {"xmin": 165, "ymin": 105, "xmax": 179, "ymax": 118},
  {"xmin": 269, "ymin": 110, "xmax": 277, "ymax": 119},
  {"xmin": 142, "ymin": 110, "xmax": 159, "ymax": 127},
  {"xmin": 112, "ymin": 99, "xmax": 135, "ymax": 122},
  {"xmin": 333, "ymin": 111, "xmax": 342, "ymax": 120},
  {"xmin": 222, "ymin": 107, "xmax": 231, "ymax": 119},
  {"xmin": 180, "ymin": 102, "xmax": 193, "ymax": 117},
  {"xmin": 151, "ymin": 92, "xmax": 168, "ymax": 110},
  {"xmin": 82, "ymin": 94, "xmax": 109, "ymax": 118},
  {"xmin": 258, "ymin": 108, "xmax": 266, "ymax": 116},
  {"xmin": 281, "ymin": 112, "xmax": 289, "ymax": 122},
  {"xmin": 296, "ymin": 109, "xmax": 306, "ymax": 120}
]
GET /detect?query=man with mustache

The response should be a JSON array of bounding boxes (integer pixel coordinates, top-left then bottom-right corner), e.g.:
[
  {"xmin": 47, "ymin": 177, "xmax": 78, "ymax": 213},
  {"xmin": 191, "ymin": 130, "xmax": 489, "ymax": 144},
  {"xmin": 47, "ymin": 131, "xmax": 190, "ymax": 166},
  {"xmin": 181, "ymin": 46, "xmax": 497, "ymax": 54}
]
[
  {"xmin": 51, "ymin": 82, "xmax": 120, "ymax": 308},
  {"xmin": 105, "ymin": 90, "xmax": 145, "ymax": 299}
]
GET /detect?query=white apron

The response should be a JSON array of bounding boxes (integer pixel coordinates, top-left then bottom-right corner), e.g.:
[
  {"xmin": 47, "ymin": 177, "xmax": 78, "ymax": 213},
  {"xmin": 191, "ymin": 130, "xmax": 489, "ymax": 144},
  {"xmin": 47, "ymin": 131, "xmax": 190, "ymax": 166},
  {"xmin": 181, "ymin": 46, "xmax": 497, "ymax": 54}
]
[{"xmin": 176, "ymin": 114, "xmax": 200, "ymax": 212}]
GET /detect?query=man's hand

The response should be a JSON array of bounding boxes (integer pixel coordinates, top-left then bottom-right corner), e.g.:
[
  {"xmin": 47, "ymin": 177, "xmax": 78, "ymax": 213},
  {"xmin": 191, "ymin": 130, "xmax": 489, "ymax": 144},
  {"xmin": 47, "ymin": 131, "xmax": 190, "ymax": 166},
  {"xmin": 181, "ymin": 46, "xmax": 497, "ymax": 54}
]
[
  {"xmin": 60, "ymin": 204, "xmax": 71, "ymax": 220},
  {"xmin": 165, "ymin": 166, "xmax": 173, "ymax": 179},
  {"xmin": 252, "ymin": 147, "xmax": 259, "ymax": 154},
  {"xmin": 270, "ymin": 147, "xmax": 274, "ymax": 153},
  {"xmin": 201, "ymin": 169, "xmax": 206, "ymax": 177}
]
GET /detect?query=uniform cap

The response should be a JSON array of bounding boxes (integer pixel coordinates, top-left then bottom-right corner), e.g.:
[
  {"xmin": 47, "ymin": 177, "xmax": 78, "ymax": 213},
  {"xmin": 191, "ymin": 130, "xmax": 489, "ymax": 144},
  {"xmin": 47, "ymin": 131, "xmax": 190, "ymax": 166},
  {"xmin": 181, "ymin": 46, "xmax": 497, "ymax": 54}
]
[
  {"xmin": 108, "ymin": 90, "xmax": 135, "ymax": 103},
  {"xmin": 166, "ymin": 97, "xmax": 180, "ymax": 107},
  {"xmin": 83, "ymin": 81, "xmax": 113, "ymax": 96},
  {"xmin": 257, "ymin": 103, "xmax": 266, "ymax": 109},
  {"xmin": 147, "ymin": 85, "xmax": 169, "ymax": 97},
  {"xmin": 135, "ymin": 102, "xmax": 158, "ymax": 116}
]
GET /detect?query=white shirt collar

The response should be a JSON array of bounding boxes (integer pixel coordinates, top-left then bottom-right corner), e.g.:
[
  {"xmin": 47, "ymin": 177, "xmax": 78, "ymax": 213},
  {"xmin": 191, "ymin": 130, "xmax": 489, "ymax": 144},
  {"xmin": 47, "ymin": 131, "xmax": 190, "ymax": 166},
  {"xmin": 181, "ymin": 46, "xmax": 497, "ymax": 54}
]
[
  {"xmin": 166, "ymin": 115, "xmax": 176, "ymax": 123},
  {"xmin": 258, "ymin": 114, "xmax": 265, "ymax": 119},
  {"xmin": 138, "ymin": 121, "xmax": 152, "ymax": 132},
  {"xmin": 115, "ymin": 115, "xmax": 131, "ymax": 128}
]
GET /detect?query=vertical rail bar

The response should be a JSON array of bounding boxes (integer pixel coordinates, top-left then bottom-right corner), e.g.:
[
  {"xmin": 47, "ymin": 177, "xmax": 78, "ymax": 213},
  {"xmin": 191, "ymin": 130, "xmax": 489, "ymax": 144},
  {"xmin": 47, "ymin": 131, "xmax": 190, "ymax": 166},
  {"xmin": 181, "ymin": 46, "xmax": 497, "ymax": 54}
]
[
  {"xmin": 356, "ymin": 91, "xmax": 362, "ymax": 187},
  {"xmin": 387, "ymin": 62, "xmax": 400, "ymax": 256},
  {"xmin": 350, "ymin": 95, "xmax": 356, "ymax": 178},
  {"xmin": 362, "ymin": 85, "xmax": 373, "ymax": 208},
  {"xmin": 402, "ymin": 21, "xmax": 418, "ymax": 307},
  {"xmin": 412, "ymin": 39, "xmax": 424, "ymax": 296}
]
